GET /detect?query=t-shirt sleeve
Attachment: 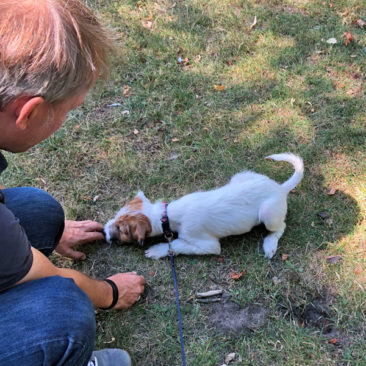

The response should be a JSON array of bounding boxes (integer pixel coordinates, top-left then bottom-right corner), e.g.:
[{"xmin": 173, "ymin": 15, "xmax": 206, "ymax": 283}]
[{"xmin": 0, "ymin": 203, "xmax": 33, "ymax": 292}]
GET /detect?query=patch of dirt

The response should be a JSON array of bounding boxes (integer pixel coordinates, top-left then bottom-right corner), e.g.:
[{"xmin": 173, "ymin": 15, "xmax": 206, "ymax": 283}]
[
  {"xmin": 283, "ymin": 292, "xmax": 351, "ymax": 349},
  {"xmin": 294, "ymin": 296, "xmax": 332, "ymax": 330},
  {"xmin": 207, "ymin": 301, "xmax": 268, "ymax": 335}
]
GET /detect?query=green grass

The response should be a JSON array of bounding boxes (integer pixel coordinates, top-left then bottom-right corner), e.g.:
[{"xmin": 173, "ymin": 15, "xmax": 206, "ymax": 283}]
[{"xmin": 2, "ymin": 0, "xmax": 366, "ymax": 364}]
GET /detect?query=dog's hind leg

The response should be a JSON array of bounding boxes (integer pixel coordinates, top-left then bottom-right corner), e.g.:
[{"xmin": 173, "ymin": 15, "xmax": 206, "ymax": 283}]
[
  {"xmin": 262, "ymin": 222, "xmax": 286, "ymax": 258},
  {"xmin": 259, "ymin": 200, "xmax": 287, "ymax": 258}
]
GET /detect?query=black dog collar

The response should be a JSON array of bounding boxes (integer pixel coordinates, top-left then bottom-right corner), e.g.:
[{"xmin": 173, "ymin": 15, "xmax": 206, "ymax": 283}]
[{"xmin": 161, "ymin": 202, "xmax": 173, "ymax": 239}]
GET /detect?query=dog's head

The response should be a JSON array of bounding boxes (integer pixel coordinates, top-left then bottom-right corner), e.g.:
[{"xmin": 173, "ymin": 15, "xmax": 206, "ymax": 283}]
[{"xmin": 104, "ymin": 191, "xmax": 152, "ymax": 245}]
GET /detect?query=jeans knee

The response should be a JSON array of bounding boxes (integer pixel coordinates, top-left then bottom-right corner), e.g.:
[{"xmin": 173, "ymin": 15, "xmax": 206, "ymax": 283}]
[
  {"xmin": 3, "ymin": 187, "xmax": 65, "ymax": 254},
  {"xmin": 0, "ymin": 276, "xmax": 95, "ymax": 366},
  {"xmin": 50, "ymin": 276, "xmax": 96, "ymax": 340}
]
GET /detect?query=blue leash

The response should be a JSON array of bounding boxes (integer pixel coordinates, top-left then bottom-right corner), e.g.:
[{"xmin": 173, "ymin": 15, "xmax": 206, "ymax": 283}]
[
  {"xmin": 162, "ymin": 202, "xmax": 187, "ymax": 366},
  {"xmin": 169, "ymin": 251, "xmax": 187, "ymax": 366}
]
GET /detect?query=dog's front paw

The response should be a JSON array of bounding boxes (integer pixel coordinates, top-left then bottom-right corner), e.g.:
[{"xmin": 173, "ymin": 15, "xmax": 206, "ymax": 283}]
[
  {"xmin": 263, "ymin": 237, "xmax": 278, "ymax": 259},
  {"xmin": 264, "ymin": 248, "xmax": 276, "ymax": 259},
  {"xmin": 145, "ymin": 244, "xmax": 169, "ymax": 260}
]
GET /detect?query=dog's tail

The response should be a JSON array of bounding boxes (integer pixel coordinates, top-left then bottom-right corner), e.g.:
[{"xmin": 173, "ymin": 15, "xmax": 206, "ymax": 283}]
[{"xmin": 266, "ymin": 153, "xmax": 304, "ymax": 192}]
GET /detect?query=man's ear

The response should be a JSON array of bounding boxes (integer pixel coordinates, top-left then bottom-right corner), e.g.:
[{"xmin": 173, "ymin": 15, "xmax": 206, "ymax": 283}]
[{"xmin": 15, "ymin": 96, "xmax": 45, "ymax": 130}]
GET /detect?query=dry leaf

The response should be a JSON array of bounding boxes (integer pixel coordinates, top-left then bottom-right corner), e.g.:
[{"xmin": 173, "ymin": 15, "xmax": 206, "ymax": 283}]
[
  {"xmin": 214, "ymin": 84, "xmax": 227, "ymax": 91},
  {"xmin": 146, "ymin": 12, "xmax": 154, "ymax": 21},
  {"xmin": 282, "ymin": 253, "xmax": 289, "ymax": 261},
  {"xmin": 133, "ymin": 129, "xmax": 139, "ymax": 135},
  {"xmin": 230, "ymin": 269, "xmax": 247, "ymax": 280},
  {"xmin": 326, "ymin": 255, "xmax": 342, "ymax": 264},
  {"xmin": 171, "ymin": 137, "xmax": 180, "ymax": 142},
  {"xmin": 290, "ymin": 98, "xmax": 296, "ymax": 106},
  {"xmin": 225, "ymin": 353, "xmax": 236, "ymax": 364},
  {"xmin": 339, "ymin": 10, "xmax": 349, "ymax": 17},
  {"xmin": 329, "ymin": 338, "xmax": 338, "ymax": 344},
  {"xmin": 194, "ymin": 55, "xmax": 201, "ymax": 63},
  {"xmin": 356, "ymin": 19, "xmax": 366, "ymax": 27},
  {"xmin": 149, "ymin": 271, "xmax": 155, "ymax": 277},
  {"xmin": 327, "ymin": 187, "xmax": 337, "ymax": 196},
  {"xmin": 216, "ymin": 256, "xmax": 225, "ymax": 263},
  {"xmin": 123, "ymin": 85, "xmax": 131, "ymax": 97},
  {"xmin": 142, "ymin": 20, "xmax": 153, "ymax": 30},
  {"xmin": 346, "ymin": 84, "xmax": 362, "ymax": 96},
  {"xmin": 344, "ymin": 31, "xmax": 354, "ymax": 46}
]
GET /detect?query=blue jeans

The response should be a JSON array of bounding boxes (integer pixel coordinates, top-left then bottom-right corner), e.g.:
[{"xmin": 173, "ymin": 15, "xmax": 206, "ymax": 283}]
[{"xmin": 0, "ymin": 188, "xmax": 96, "ymax": 366}]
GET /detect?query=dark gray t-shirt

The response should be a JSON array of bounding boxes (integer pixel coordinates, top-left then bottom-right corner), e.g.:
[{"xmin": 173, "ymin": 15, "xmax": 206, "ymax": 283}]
[{"xmin": 0, "ymin": 152, "xmax": 33, "ymax": 291}]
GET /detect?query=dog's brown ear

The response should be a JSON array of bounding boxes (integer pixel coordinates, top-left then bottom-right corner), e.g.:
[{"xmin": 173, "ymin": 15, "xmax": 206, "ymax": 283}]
[
  {"xmin": 115, "ymin": 215, "xmax": 133, "ymax": 242},
  {"xmin": 130, "ymin": 213, "xmax": 152, "ymax": 245}
]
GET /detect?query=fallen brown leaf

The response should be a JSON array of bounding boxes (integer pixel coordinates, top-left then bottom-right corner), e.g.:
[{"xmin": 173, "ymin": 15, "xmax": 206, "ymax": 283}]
[
  {"xmin": 216, "ymin": 256, "xmax": 225, "ymax": 263},
  {"xmin": 357, "ymin": 19, "xmax": 366, "ymax": 27},
  {"xmin": 123, "ymin": 85, "xmax": 131, "ymax": 97},
  {"xmin": 194, "ymin": 55, "xmax": 201, "ymax": 63},
  {"xmin": 329, "ymin": 338, "xmax": 338, "ymax": 344},
  {"xmin": 282, "ymin": 253, "xmax": 289, "ymax": 261},
  {"xmin": 230, "ymin": 269, "xmax": 247, "ymax": 280},
  {"xmin": 214, "ymin": 84, "xmax": 227, "ymax": 91},
  {"xmin": 327, "ymin": 187, "xmax": 337, "ymax": 196},
  {"xmin": 346, "ymin": 84, "xmax": 362, "ymax": 96},
  {"xmin": 142, "ymin": 20, "xmax": 153, "ymax": 30},
  {"xmin": 339, "ymin": 10, "xmax": 349, "ymax": 17},
  {"xmin": 344, "ymin": 31, "xmax": 354, "ymax": 46}
]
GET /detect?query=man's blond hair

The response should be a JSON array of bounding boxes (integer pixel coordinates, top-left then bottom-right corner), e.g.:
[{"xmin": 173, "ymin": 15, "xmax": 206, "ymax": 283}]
[{"xmin": 0, "ymin": 0, "xmax": 113, "ymax": 110}]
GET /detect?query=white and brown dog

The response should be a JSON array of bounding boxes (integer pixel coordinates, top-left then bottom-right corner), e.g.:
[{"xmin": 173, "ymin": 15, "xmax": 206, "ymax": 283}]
[{"xmin": 104, "ymin": 153, "xmax": 303, "ymax": 259}]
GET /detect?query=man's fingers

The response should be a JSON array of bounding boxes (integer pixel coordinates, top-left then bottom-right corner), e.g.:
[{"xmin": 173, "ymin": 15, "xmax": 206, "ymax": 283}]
[
  {"xmin": 83, "ymin": 231, "xmax": 105, "ymax": 242},
  {"xmin": 56, "ymin": 246, "xmax": 86, "ymax": 260},
  {"xmin": 65, "ymin": 220, "xmax": 104, "ymax": 232}
]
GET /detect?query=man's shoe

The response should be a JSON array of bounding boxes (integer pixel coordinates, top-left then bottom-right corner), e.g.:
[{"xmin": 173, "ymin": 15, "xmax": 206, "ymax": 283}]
[{"xmin": 87, "ymin": 348, "xmax": 131, "ymax": 366}]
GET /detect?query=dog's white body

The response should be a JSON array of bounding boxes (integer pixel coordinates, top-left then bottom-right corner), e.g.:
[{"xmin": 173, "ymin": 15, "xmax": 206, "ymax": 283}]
[{"xmin": 105, "ymin": 153, "xmax": 303, "ymax": 259}]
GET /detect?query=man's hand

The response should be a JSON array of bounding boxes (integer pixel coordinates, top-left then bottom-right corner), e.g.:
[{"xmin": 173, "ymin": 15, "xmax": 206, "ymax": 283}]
[
  {"xmin": 55, "ymin": 220, "xmax": 105, "ymax": 260},
  {"xmin": 106, "ymin": 272, "xmax": 146, "ymax": 309},
  {"xmin": 18, "ymin": 248, "xmax": 146, "ymax": 310}
]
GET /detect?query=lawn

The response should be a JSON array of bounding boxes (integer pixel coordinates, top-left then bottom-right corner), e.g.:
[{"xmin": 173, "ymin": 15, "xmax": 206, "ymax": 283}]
[{"xmin": 2, "ymin": 0, "xmax": 365, "ymax": 365}]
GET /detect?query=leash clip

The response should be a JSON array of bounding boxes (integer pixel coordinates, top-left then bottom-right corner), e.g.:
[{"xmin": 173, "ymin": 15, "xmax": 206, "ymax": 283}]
[
  {"xmin": 165, "ymin": 233, "xmax": 174, "ymax": 255},
  {"xmin": 161, "ymin": 202, "xmax": 174, "ymax": 255}
]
